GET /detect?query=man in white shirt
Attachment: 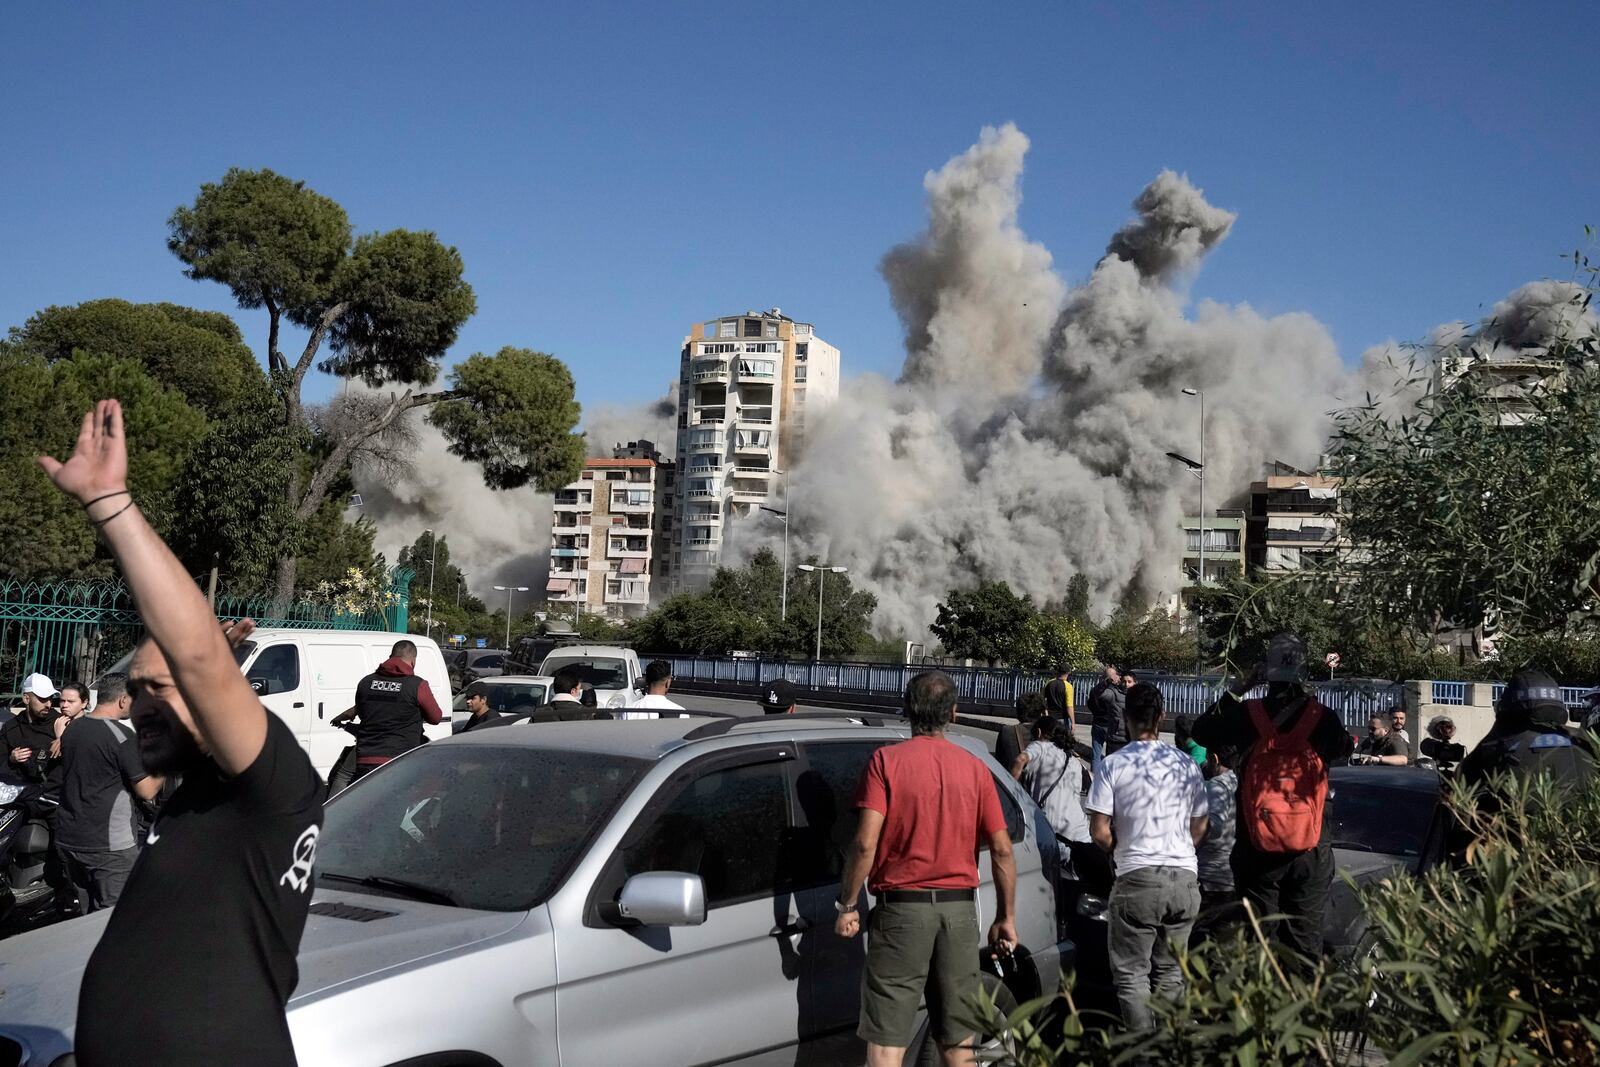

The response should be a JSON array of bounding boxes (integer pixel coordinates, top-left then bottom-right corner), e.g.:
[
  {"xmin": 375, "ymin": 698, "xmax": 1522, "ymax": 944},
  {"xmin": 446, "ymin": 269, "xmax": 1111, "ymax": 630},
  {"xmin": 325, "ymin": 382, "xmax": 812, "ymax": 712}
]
[
  {"xmin": 1084, "ymin": 682, "xmax": 1208, "ymax": 1031},
  {"xmin": 623, "ymin": 660, "xmax": 685, "ymax": 720}
]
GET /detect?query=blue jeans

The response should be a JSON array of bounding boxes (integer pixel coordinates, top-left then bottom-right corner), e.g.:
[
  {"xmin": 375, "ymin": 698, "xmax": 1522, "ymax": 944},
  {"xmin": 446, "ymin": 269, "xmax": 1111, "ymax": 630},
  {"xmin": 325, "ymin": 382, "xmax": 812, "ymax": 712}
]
[{"xmin": 1091, "ymin": 735, "xmax": 1106, "ymax": 774}]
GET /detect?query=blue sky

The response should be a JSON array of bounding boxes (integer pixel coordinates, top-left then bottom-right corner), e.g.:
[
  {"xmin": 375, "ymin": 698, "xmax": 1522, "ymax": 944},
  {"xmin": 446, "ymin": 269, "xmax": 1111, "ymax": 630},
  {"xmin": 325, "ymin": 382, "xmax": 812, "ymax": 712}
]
[{"xmin": 4, "ymin": 1, "xmax": 1594, "ymax": 414}]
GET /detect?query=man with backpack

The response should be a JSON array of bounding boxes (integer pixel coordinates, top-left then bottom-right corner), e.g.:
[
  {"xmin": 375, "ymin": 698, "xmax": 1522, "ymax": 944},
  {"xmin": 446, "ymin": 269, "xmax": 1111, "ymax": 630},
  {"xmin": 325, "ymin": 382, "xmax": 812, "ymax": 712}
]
[{"xmin": 1191, "ymin": 633, "xmax": 1353, "ymax": 963}]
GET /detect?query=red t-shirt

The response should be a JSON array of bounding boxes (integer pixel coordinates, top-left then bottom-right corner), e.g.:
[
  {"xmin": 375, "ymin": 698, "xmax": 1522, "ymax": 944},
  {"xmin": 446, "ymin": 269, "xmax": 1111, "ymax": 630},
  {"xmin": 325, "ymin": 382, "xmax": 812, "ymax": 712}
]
[{"xmin": 855, "ymin": 735, "xmax": 1008, "ymax": 891}]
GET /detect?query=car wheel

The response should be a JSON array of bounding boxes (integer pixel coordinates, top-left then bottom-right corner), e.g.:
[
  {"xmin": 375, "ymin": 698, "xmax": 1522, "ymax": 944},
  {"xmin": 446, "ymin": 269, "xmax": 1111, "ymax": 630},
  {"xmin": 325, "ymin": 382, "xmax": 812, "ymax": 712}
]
[{"xmin": 909, "ymin": 975, "xmax": 1018, "ymax": 1067}]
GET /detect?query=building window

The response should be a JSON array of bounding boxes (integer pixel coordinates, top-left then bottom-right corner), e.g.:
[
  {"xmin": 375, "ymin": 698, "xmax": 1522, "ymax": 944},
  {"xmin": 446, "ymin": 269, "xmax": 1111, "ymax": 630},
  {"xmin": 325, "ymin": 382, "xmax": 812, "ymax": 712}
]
[
  {"xmin": 580, "ymin": 471, "xmax": 594, "ymax": 480},
  {"xmin": 765, "ymin": 322, "xmax": 778, "ymax": 338},
  {"xmin": 605, "ymin": 471, "xmax": 624, "ymax": 481},
  {"xmin": 794, "ymin": 365, "xmax": 808, "ymax": 383},
  {"xmin": 743, "ymin": 318, "xmax": 763, "ymax": 338},
  {"xmin": 719, "ymin": 320, "xmax": 736, "ymax": 338},
  {"xmin": 795, "ymin": 343, "xmax": 808, "ymax": 359}
]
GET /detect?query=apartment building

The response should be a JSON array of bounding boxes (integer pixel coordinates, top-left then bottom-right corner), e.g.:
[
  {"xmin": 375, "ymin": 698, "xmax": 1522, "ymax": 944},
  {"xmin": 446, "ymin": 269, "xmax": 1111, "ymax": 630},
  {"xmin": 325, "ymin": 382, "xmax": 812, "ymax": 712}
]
[
  {"xmin": 1246, "ymin": 462, "xmax": 1343, "ymax": 574},
  {"xmin": 672, "ymin": 309, "xmax": 841, "ymax": 589},
  {"xmin": 547, "ymin": 445, "xmax": 672, "ymax": 619},
  {"xmin": 1181, "ymin": 509, "xmax": 1247, "ymax": 584}
]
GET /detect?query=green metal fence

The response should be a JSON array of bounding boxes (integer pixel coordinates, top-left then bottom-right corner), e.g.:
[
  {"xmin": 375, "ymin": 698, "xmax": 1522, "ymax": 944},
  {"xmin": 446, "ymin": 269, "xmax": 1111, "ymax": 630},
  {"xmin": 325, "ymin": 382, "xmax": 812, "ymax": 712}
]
[{"xmin": 1, "ymin": 568, "xmax": 413, "ymax": 695}]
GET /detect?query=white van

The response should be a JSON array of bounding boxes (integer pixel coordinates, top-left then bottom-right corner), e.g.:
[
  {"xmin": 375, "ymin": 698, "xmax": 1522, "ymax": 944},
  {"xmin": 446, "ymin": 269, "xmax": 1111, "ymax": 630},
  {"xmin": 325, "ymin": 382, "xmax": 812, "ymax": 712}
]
[{"xmin": 99, "ymin": 630, "xmax": 453, "ymax": 778}]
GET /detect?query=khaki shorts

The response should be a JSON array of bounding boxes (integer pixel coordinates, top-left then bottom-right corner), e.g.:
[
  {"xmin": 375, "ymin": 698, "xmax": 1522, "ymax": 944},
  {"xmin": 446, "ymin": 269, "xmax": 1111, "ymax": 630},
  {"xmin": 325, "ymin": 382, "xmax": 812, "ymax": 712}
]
[{"xmin": 858, "ymin": 898, "xmax": 980, "ymax": 1047}]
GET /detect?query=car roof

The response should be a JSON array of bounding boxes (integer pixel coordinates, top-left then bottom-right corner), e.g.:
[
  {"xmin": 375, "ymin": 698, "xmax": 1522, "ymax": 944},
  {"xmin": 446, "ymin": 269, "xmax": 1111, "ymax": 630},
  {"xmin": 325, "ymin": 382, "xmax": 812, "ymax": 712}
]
[
  {"xmin": 1329, "ymin": 764, "xmax": 1441, "ymax": 794},
  {"xmin": 470, "ymin": 674, "xmax": 554, "ymax": 685},
  {"xmin": 540, "ymin": 646, "xmax": 636, "ymax": 659},
  {"xmin": 443, "ymin": 712, "xmax": 919, "ymax": 762}
]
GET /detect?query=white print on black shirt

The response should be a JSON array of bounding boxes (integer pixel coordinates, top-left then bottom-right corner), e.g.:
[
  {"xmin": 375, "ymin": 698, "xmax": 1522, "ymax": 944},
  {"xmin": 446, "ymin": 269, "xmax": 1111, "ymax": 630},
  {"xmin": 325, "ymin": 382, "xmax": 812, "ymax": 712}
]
[
  {"xmin": 279, "ymin": 824, "xmax": 320, "ymax": 893},
  {"xmin": 369, "ymin": 680, "xmax": 405, "ymax": 693},
  {"xmin": 147, "ymin": 824, "xmax": 160, "ymax": 845}
]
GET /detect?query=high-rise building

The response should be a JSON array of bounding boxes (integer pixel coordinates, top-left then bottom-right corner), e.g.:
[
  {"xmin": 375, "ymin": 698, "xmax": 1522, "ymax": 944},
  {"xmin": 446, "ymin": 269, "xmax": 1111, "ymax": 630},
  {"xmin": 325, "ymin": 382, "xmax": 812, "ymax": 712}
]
[
  {"xmin": 671, "ymin": 309, "xmax": 840, "ymax": 588},
  {"xmin": 1245, "ymin": 461, "xmax": 1344, "ymax": 574},
  {"xmin": 546, "ymin": 442, "xmax": 673, "ymax": 619}
]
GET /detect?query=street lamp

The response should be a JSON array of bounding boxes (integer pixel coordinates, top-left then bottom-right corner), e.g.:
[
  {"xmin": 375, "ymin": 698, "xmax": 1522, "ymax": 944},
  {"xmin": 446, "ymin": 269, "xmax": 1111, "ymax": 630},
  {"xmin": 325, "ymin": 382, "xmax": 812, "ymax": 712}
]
[
  {"xmin": 422, "ymin": 529, "xmax": 437, "ymax": 636},
  {"xmin": 1180, "ymin": 387, "xmax": 1206, "ymax": 596},
  {"xmin": 796, "ymin": 564, "xmax": 848, "ymax": 662},
  {"xmin": 759, "ymin": 468, "xmax": 792, "ymax": 620},
  {"xmin": 493, "ymin": 585, "xmax": 529, "ymax": 650}
]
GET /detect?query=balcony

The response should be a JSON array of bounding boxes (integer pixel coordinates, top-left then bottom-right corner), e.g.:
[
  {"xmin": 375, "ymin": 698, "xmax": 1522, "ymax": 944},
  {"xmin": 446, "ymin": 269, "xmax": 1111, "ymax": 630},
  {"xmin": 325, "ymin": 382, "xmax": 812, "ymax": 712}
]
[
  {"xmin": 551, "ymin": 547, "xmax": 587, "ymax": 559},
  {"xmin": 729, "ymin": 487, "xmax": 768, "ymax": 503},
  {"xmin": 685, "ymin": 486, "xmax": 721, "ymax": 501},
  {"xmin": 736, "ymin": 360, "xmax": 776, "ymax": 380},
  {"xmin": 737, "ymin": 408, "xmax": 774, "ymax": 427},
  {"xmin": 733, "ymin": 465, "xmax": 773, "ymax": 478},
  {"xmin": 608, "ymin": 539, "xmax": 652, "ymax": 559},
  {"xmin": 609, "ymin": 493, "xmax": 654, "ymax": 513},
  {"xmin": 687, "ymin": 537, "xmax": 720, "ymax": 548},
  {"xmin": 688, "ymin": 433, "xmax": 725, "ymax": 453},
  {"xmin": 692, "ymin": 361, "xmax": 731, "ymax": 383},
  {"xmin": 691, "ymin": 413, "xmax": 726, "ymax": 428},
  {"xmin": 685, "ymin": 510, "xmax": 722, "ymax": 525},
  {"xmin": 605, "ymin": 583, "xmax": 651, "ymax": 605}
]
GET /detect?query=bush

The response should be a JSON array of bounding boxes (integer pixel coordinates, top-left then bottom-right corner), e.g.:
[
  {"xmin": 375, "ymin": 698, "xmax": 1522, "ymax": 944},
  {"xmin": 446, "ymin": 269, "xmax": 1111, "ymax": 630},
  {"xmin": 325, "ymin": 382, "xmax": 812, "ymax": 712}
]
[{"xmin": 988, "ymin": 774, "xmax": 1600, "ymax": 1066}]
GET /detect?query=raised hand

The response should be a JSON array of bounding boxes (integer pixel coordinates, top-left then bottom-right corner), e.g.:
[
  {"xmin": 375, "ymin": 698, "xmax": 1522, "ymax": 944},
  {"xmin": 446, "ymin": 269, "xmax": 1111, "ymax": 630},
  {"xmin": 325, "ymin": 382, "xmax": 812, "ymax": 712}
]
[{"xmin": 37, "ymin": 399, "xmax": 129, "ymax": 509}]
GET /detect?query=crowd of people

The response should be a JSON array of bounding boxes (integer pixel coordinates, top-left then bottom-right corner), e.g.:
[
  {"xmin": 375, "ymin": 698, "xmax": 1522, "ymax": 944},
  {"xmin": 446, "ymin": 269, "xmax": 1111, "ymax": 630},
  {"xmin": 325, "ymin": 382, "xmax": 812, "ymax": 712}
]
[{"xmin": 7, "ymin": 400, "xmax": 1600, "ymax": 1066}]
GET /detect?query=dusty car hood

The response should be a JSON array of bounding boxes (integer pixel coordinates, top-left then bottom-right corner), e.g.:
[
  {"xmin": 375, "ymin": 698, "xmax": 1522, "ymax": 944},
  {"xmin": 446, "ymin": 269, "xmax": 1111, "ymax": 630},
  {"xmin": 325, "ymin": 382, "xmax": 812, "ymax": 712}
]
[
  {"xmin": 0, "ymin": 890, "xmax": 526, "ymax": 1056},
  {"xmin": 1326, "ymin": 847, "xmax": 1413, "ymax": 955}
]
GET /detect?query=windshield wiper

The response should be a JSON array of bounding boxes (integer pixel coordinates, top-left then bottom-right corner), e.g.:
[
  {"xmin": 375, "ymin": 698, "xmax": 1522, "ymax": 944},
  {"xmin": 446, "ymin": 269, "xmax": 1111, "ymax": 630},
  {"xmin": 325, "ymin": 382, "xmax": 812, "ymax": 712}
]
[{"xmin": 320, "ymin": 871, "xmax": 460, "ymax": 906}]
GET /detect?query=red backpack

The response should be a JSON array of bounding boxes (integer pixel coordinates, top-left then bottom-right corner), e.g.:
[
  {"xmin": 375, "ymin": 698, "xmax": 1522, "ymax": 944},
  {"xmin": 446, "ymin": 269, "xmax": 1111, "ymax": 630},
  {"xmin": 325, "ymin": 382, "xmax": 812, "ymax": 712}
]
[{"xmin": 1239, "ymin": 698, "xmax": 1329, "ymax": 853}]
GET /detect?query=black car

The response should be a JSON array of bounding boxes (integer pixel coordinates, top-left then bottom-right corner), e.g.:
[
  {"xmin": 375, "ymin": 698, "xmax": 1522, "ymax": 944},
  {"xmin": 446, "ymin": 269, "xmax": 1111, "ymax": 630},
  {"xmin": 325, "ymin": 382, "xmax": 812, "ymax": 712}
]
[{"xmin": 1057, "ymin": 764, "xmax": 1447, "ymax": 1002}]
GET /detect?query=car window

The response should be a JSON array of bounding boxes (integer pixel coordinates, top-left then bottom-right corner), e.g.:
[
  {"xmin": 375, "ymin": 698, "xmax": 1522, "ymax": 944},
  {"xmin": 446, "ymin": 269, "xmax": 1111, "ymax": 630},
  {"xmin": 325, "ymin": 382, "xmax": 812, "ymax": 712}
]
[
  {"xmin": 792, "ymin": 741, "xmax": 889, "ymax": 889},
  {"xmin": 543, "ymin": 657, "xmax": 627, "ymax": 690},
  {"xmin": 1325, "ymin": 776, "xmax": 1436, "ymax": 857},
  {"xmin": 246, "ymin": 644, "xmax": 300, "ymax": 696},
  {"xmin": 993, "ymin": 771, "xmax": 1025, "ymax": 843},
  {"xmin": 618, "ymin": 760, "xmax": 790, "ymax": 908},
  {"xmin": 473, "ymin": 654, "xmax": 504, "ymax": 670},
  {"xmin": 319, "ymin": 747, "xmax": 646, "ymax": 910},
  {"xmin": 488, "ymin": 683, "xmax": 548, "ymax": 712}
]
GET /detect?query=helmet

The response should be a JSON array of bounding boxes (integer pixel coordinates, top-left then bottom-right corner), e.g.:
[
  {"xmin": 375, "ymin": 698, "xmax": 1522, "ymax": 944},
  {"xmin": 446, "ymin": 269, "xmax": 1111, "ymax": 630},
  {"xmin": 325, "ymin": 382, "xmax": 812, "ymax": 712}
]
[
  {"xmin": 1497, "ymin": 671, "xmax": 1568, "ymax": 729},
  {"xmin": 1262, "ymin": 633, "xmax": 1309, "ymax": 684},
  {"xmin": 1581, "ymin": 687, "xmax": 1600, "ymax": 736}
]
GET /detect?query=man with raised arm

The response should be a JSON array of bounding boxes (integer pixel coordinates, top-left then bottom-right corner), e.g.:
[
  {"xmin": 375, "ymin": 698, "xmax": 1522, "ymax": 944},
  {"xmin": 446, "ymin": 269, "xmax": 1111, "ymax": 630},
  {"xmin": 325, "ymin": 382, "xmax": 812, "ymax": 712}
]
[{"xmin": 39, "ymin": 400, "xmax": 325, "ymax": 1067}]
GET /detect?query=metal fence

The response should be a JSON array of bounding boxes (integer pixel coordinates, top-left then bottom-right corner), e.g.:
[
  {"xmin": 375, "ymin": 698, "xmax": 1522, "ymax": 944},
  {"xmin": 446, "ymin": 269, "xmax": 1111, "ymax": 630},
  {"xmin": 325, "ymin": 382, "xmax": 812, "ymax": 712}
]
[
  {"xmin": 2, "ymin": 571, "xmax": 413, "ymax": 695},
  {"xmin": 652, "ymin": 654, "xmax": 1409, "ymax": 731}
]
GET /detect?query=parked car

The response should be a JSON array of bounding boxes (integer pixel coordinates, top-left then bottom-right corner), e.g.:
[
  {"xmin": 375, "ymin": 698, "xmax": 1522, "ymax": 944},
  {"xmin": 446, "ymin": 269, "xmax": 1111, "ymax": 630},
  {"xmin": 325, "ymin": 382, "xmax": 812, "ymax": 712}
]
[
  {"xmin": 95, "ymin": 630, "xmax": 453, "ymax": 778},
  {"xmin": 450, "ymin": 676, "xmax": 555, "ymax": 732},
  {"xmin": 1058, "ymin": 763, "xmax": 1447, "ymax": 1004},
  {"xmin": 537, "ymin": 645, "xmax": 643, "ymax": 710},
  {"xmin": 444, "ymin": 647, "xmax": 509, "ymax": 689},
  {"xmin": 0, "ymin": 713, "xmax": 1072, "ymax": 1066}
]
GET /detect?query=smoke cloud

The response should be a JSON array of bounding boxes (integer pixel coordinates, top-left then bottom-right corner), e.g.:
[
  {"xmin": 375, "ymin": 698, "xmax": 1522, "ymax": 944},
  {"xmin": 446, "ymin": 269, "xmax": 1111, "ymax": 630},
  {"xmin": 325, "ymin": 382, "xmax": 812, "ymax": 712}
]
[
  {"xmin": 583, "ymin": 379, "xmax": 678, "ymax": 458},
  {"xmin": 740, "ymin": 124, "xmax": 1357, "ymax": 637},
  {"xmin": 346, "ymin": 387, "xmax": 552, "ymax": 601}
]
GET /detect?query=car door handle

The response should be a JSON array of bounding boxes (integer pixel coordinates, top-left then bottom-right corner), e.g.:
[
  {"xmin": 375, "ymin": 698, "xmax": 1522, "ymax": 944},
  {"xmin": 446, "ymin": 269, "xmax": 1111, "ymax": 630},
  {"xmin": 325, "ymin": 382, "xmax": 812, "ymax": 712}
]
[
  {"xmin": 294, "ymin": 702, "xmax": 306, "ymax": 709},
  {"xmin": 769, "ymin": 918, "xmax": 812, "ymax": 938}
]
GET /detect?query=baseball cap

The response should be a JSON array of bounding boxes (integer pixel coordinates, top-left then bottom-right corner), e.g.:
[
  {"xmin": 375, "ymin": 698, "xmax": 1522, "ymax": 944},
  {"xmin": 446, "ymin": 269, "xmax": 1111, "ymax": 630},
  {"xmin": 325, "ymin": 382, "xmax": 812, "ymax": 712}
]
[
  {"xmin": 759, "ymin": 678, "xmax": 800, "ymax": 714},
  {"xmin": 22, "ymin": 673, "xmax": 57, "ymax": 699},
  {"xmin": 1262, "ymin": 633, "xmax": 1309, "ymax": 683}
]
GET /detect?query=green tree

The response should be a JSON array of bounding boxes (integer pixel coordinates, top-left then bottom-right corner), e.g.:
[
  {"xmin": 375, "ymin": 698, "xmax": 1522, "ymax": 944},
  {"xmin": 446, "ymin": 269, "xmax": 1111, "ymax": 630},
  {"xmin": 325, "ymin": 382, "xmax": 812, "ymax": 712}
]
[
  {"xmin": 1093, "ymin": 606, "xmax": 1197, "ymax": 675},
  {"xmin": 1014, "ymin": 613, "xmax": 1098, "ymax": 673},
  {"xmin": 8, "ymin": 298, "xmax": 265, "ymax": 418},
  {"xmin": 1332, "ymin": 269, "xmax": 1600, "ymax": 649},
  {"xmin": 0, "ymin": 348, "xmax": 208, "ymax": 578},
  {"xmin": 168, "ymin": 167, "xmax": 585, "ymax": 609},
  {"xmin": 782, "ymin": 558, "xmax": 879, "ymax": 659},
  {"xmin": 930, "ymin": 581, "xmax": 1037, "ymax": 664}
]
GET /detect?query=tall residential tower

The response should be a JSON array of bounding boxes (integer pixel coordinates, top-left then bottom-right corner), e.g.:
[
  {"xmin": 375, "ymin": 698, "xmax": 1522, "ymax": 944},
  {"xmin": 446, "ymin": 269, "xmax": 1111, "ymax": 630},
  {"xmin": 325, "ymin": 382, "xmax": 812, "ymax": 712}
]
[{"xmin": 672, "ymin": 309, "xmax": 840, "ymax": 588}]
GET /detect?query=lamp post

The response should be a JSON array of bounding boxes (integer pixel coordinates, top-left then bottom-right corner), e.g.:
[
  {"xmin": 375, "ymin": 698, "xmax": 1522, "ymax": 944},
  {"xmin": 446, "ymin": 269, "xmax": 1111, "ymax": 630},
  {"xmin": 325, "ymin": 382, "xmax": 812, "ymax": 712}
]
[
  {"xmin": 1165, "ymin": 448, "xmax": 1205, "ymax": 676},
  {"xmin": 493, "ymin": 585, "xmax": 529, "ymax": 650},
  {"xmin": 423, "ymin": 529, "xmax": 437, "ymax": 636},
  {"xmin": 1181, "ymin": 388, "xmax": 1206, "ymax": 597},
  {"xmin": 759, "ymin": 468, "xmax": 792, "ymax": 620},
  {"xmin": 796, "ymin": 564, "xmax": 848, "ymax": 662}
]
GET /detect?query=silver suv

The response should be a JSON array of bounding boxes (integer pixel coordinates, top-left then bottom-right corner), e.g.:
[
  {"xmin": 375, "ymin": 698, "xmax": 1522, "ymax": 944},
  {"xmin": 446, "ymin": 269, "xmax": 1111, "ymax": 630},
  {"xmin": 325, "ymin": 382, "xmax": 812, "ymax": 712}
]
[{"xmin": 0, "ymin": 712, "xmax": 1071, "ymax": 1067}]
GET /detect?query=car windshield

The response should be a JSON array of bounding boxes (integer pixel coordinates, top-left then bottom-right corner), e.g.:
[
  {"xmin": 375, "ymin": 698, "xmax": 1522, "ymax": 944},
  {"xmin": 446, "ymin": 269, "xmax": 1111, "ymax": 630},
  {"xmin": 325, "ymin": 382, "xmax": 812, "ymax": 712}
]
[
  {"xmin": 1325, "ymin": 775, "xmax": 1437, "ymax": 857},
  {"xmin": 543, "ymin": 657, "xmax": 627, "ymax": 690},
  {"xmin": 451, "ymin": 682, "xmax": 551, "ymax": 713},
  {"xmin": 318, "ymin": 745, "xmax": 646, "ymax": 911}
]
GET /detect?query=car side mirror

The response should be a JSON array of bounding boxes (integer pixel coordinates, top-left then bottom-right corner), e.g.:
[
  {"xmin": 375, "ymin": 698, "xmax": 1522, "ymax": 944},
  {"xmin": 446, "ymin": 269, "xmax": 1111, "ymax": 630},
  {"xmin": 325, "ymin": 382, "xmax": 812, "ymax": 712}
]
[
  {"xmin": 248, "ymin": 677, "xmax": 267, "ymax": 695},
  {"xmin": 615, "ymin": 871, "xmax": 706, "ymax": 927},
  {"xmin": 633, "ymin": 677, "xmax": 647, "ymax": 692}
]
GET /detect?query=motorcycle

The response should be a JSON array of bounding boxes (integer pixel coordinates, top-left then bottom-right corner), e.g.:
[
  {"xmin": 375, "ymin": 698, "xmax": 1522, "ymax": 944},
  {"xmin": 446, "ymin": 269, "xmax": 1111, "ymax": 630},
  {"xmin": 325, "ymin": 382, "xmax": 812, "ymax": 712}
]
[{"xmin": 0, "ymin": 780, "xmax": 73, "ymax": 936}]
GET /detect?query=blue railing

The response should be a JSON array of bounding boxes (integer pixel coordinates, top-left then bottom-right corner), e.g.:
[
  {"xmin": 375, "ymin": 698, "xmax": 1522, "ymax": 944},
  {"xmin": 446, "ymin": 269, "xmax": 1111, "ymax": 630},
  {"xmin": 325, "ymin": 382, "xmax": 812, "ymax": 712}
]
[
  {"xmin": 1488, "ymin": 682, "xmax": 1593, "ymax": 709},
  {"xmin": 652, "ymin": 655, "xmax": 1406, "ymax": 731},
  {"xmin": 1431, "ymin": 681, "xmax": 1469, "ymax": 706}
]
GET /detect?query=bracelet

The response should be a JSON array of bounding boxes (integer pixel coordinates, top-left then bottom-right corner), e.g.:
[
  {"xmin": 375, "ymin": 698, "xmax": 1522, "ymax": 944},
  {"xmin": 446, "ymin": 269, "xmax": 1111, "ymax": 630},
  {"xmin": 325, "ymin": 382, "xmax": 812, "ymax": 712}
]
[
  {"xmin": 83, "ymin": 489, "xmax": 131, "ymax": 509},
  {"xmin": 91, "ymin": 499, "xmax": 136, "ymax": 527}
]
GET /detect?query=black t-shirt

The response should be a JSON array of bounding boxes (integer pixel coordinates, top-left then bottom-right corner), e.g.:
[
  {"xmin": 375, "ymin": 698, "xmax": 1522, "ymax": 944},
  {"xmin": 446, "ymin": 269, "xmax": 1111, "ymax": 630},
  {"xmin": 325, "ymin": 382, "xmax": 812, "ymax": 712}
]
[
  {"xmin": 1044, "ymin": 678, "xmax": 1073, "ymax": 718},
  {"xmin": 55, "ymin": 718, "xmax": 147, "ymax": 853},
  {"xmin": 0, "ymin": 710, "xmax": 64, "ymax": 793},
  {"xmin": 75, "ymin": 713, "xmax": 325, "ymax": 1067},
  {"xmin": 459, "ymin": 711, "xmax": 516, "ymax": 733},
  {"xmin": 994, "ymin": 722, "xmax": 1030, "ymax": 771}
]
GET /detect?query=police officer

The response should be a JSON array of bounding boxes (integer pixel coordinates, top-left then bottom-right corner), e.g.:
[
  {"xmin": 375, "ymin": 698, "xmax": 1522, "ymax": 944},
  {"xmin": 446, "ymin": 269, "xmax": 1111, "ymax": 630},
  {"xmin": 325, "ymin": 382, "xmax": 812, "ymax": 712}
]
[
  {"xmin": 1459, "ymin": 671, "xmax": 1598, "ymax": 797},
  {"xmin": 333, "ymin": 640, "xmax": 444, "ymax": 781}
]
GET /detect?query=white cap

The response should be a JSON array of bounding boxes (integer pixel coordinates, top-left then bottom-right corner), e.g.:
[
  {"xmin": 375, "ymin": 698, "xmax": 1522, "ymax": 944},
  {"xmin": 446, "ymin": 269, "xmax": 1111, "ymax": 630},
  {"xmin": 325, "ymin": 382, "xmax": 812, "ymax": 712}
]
[{"xmin": 22, "ymin": 673, "xmax": 57, "ymax": 699}]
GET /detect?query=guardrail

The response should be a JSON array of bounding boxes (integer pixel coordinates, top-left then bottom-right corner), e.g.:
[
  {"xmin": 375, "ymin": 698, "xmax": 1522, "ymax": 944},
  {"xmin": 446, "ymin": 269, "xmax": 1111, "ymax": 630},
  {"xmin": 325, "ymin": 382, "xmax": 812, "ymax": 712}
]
[{"xmin": 650, "ymin": 654, "xmax": 1408, "ymax": 731}]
